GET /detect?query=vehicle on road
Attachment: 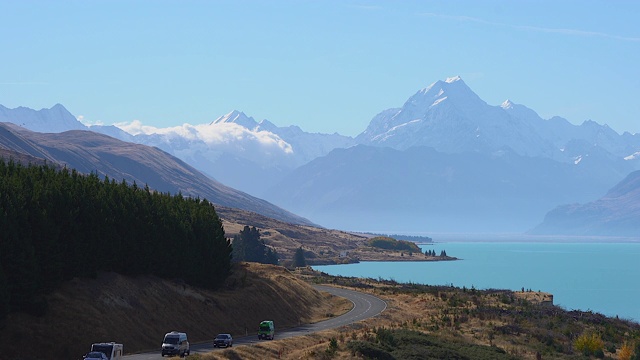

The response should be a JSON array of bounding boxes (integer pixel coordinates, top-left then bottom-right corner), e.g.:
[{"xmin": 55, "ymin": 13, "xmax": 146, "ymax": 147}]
[
  {"xmin": 258, "ymin": 320, "xmax": 275, "ymax": 340},
  {"xmin": 161, "ymin": 331, "xmax": 190, "ymax": 357},
  {"xmin": 213, "ymin": 333, "xmax": 233, "ymax": 348},
  {"xmin": 83, "ymin": 351, "xmax": 108, "ymax": 360},
  {"xmin": 90, "ymin": 342, "xmax": 123, "ymax": 360}
]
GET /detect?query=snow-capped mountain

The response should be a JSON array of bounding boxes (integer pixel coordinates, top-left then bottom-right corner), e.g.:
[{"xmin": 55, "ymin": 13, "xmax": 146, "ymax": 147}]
[
  {"xmin": 356, "ymin": 77, "xmax": 640, "ymax": 167},
  {"xmin": 212, "ymin": 110, "xmax": 356, "ymax": 166},
  {"xmin": 502, "ymin": 101, "xmax": 640, "ymax": 162},
  {"xmin": 92, "ymin": 110, "xmax": 355, "ymax": 196},
  {"xmin": 355, "ymin": 76, "xmax": 554, "ymax": 157}
]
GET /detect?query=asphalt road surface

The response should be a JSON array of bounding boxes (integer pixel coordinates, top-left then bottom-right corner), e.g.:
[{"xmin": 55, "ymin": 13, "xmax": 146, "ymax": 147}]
[{"xmin": 123, "ymin": 285, "xmax": 387, "ymax": 360}]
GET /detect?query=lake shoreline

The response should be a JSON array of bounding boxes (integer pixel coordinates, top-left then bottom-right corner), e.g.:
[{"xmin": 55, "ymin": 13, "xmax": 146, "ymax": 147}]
[{"xmin": 313, "ymin": 242, "xmax": 640, "ymax": 322}]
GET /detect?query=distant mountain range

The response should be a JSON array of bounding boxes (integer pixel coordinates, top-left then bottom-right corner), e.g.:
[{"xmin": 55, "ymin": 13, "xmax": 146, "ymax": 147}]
[
  {"xmin": 91, "ymin": 110, "xmax": 356, "ymax": 196},
  {"xmin": 2, "ymin": 76, "xmax": 639, "ymax": 236}
]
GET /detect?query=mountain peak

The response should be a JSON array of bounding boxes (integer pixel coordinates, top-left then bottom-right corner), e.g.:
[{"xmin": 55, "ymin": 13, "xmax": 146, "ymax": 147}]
[
  {"xmin": 501, "ymin": 99, "xmax": 514, "ymax": 109},
  {"xmin": 411, "ymin": 75, "xmax": 484, "ymax": 113},
  {"xmin": 417, "ymin": 76, "xmax": 466, "ymax": 94},
  {"xmin": 445, "ymin": 75, "xmax": 462, "ymax": 83},
  {"xmin": 211, "ymin": 110, "xmax": 259, "ymax": 129}
]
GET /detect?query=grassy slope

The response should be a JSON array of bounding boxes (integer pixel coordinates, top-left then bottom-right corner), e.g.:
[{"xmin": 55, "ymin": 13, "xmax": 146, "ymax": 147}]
[{"xmin": 1, "ymin": 263, "xmax": 348, "ymax": 360}]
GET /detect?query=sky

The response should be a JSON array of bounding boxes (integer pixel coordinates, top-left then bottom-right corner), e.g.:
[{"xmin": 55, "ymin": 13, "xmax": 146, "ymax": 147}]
[{"xmin": 1, "ymin": 0, "xmax": 639, "ymax": 137}]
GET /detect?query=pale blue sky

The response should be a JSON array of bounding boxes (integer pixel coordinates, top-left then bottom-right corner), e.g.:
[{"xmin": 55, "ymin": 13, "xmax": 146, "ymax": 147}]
[{"xmin": 2, "ymin": 0, "xmax": 639, "ymax": 136}]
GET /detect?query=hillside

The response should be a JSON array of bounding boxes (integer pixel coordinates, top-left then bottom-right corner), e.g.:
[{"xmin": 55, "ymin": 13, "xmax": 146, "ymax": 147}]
[
  {"xmin": 0, "ymin": 148, "xmax": 62, "ymax": 169},
  {"xmin": 217, "ymin": 206, "xmax": 443, "ymax": 264},
  {"xmin": 0, "ymin": 122, "xmax": 313, "ymax": 226},
  {"xmin": 0, "ymin": 263, "xmax": 349, "ymax": 360},
  {"xmin": 531, "ymin": 170, "xmax": 640, "ymax": 236}
]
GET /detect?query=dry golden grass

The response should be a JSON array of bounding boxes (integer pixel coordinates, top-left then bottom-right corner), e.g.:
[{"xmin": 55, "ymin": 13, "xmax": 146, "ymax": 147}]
[
  {"xmin": 218, "ymin": 206, "xmax": 452, "ymax": 265},
  {"xmin": 0, "ymin": 262, "xmax": 349, "ymax": 360},
  {"xmin": 193, "ymin": 275, "xmax": 640, "ymax": 360},
  {"xmin": 219, "ymin": 208, "xmax": 369, "ymax": 265}
]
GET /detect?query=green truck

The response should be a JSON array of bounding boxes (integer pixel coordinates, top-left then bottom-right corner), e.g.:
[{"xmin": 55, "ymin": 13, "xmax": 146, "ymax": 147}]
[{"xmin": 257, "ymin": 320, "xmax": 275, "ymax": 340}]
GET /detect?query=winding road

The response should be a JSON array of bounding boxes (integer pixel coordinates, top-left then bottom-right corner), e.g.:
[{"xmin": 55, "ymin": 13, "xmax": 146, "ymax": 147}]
[{"xmin": 124, "ymin": 285, "xmax": 386, "ymax": 359}]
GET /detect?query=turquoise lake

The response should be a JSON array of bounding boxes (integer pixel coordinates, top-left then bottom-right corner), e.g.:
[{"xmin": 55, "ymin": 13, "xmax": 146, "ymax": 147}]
[{"xmin": 313, "ymin": 241, "xmax": 640, "ymax": 323}]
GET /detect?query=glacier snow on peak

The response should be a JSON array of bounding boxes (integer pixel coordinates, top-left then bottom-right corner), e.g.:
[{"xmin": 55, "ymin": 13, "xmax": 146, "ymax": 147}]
[
  {"xmin": 431, "ymin": 96, "xmax": 447, "ymax": 108},
  {"xmin": 445, "ymin": 75, "xmax": 462, "ymax": 83}
]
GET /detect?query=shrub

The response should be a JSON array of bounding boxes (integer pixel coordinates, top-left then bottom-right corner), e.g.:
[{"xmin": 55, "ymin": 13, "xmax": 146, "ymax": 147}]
[
  {"xmin": 574, "ymin": 332, "xmax": 604, "ymax": 356},
  {"xmin": 619, "ymin": 343, "xmax": 633, "ymax": 360}
]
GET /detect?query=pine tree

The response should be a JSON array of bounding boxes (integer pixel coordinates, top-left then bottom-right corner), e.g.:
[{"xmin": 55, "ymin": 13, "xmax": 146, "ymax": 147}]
[
  {"xmin": 232, "ymin": 226, "xmax": 277, "ymax": 265},
  {"xmin": 292, "ymin": 247, "xmax": 306, "ymax": 268},
  {"xmin": 265, "ymin": 247, "xmax": 279, "ymax": 265}
]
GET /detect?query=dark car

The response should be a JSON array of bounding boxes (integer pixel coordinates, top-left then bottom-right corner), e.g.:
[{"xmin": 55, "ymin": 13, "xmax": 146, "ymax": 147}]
[
  {"xmin": 83, "ymin": 352, "xmax": 108, "ymax": 360},
  {"xmin": 213, "ymin": 333, "xmax": 233, "ymax": 348}
]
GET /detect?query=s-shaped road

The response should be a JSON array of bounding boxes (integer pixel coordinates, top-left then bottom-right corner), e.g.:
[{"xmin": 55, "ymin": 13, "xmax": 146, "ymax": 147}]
[{"xmin": 124, "ymin": 285, "xmax": 387, "ymax": 359}]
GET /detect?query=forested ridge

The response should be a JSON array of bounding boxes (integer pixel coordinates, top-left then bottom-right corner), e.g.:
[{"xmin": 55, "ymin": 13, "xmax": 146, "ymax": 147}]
[{"xmin": 0, "ymin": 159, "xmax": 232, "ymax": 322}]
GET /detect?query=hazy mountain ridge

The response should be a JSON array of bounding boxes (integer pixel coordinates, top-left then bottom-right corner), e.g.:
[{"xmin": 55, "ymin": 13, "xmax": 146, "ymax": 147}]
[
  {"xmin": 531, "ymin": 170, "xmax": 640, "ymax": 236},
  {"xmin": 0, "ymin": 104, "xmax": 88, "ymax": 133},
  {"xmin": 262, "ymin": 144, "xmax": 630, "ymax": 233},
  {"xmin": 0, "ymin": 122, "xmax": 314, "ymax": 227}
]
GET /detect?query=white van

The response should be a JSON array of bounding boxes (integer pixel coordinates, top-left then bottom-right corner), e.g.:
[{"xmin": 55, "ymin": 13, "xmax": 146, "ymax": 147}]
[
  {"xmin": 90, "ymin": 342, "xmax": 123, "ymax": 360},
  {"xmin": 161, "ymin": 331, "xmax": 190, "ymax": 357}
]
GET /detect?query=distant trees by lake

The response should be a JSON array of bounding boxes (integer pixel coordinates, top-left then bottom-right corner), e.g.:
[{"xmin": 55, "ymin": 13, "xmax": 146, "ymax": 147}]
[
  {"xmin": 424, "ymin": 249, "xmax": 448, "ymax": 257},
  {"xmin": 0, "ymin": 159, "xmax": 231, "ymax": 322},
  {"xmin": 361, "ymin": 232, "xmax": 432, "ymax": 243},
  {"xmin": 368, "ymin": 236, "xmax": 422, "ymax": 253}
]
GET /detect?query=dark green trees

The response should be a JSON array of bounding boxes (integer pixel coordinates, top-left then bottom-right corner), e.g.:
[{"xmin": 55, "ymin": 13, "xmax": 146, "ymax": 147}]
[
  {"xmin": 0, "ymin": 160, "xmax": 231, "ymax": 321},
  {"xmin": 424, "ymin": 249, "xmax": 447, "ymax": 257},
  {"xmin": 232, "ymin": 226, "xmax": 278, "ymax": 265},
  {"xmin": 292, "ymin": 247, "xmax": 306, "ymax": 268}
]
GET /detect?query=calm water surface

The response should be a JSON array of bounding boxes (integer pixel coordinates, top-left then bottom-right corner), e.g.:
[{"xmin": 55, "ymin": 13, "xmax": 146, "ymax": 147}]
[{"xmin": 314, "ymin": 242, "xmax": 640, "ymax": 322}]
